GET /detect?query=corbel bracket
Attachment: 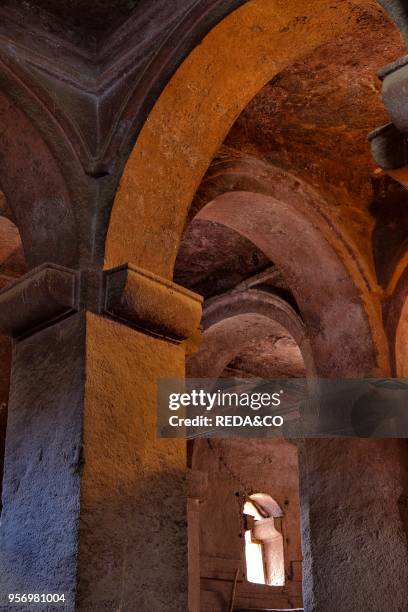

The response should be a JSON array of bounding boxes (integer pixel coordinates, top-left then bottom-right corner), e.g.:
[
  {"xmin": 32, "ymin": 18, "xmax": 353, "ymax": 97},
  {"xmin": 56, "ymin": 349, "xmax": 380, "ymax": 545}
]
[{"xmin": 0, "ymin": 262, "xmax": 203, "ymax": 342}]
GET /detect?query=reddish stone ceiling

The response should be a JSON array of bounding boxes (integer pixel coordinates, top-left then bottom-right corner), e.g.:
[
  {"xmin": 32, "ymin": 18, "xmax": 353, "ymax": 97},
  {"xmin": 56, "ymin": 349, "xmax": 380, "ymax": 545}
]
[
  {"xmin": 176, "ymin": 8, "xmax": 407, "ymax": 377},
  {"xmin": 224, "ymin": 9, "xmax": 405, "ymax": 211},
  {"xmin": 226, "ymin": 334, "xmax": 306, "ymax": 379},
  {"xmin": 176, "ymin": 8, "xmax": 408, "ymax": 298},
  {"xmin": 174, "ymin": 220, "xmax": 270, "ymax": 298}
]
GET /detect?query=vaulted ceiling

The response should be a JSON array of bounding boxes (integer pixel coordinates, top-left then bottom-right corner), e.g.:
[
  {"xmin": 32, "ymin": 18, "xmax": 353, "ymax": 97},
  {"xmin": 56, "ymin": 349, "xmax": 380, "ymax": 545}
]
[{"xmin": 175, "ymin": 6, "xmax": 407, "ymax": 298}]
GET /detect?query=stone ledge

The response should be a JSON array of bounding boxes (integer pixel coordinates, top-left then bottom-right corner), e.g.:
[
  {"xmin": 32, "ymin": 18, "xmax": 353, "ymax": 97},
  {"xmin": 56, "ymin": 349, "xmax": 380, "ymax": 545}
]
[
  {"xmin": 0, "ymin": 262, "xmax": 203, "ymax": 341},
  {"xmin": 103, "ymin": 263, "xmax": 203, "ymax": 341},
  {"xmin": 0, "ymin": 263, "xmax": 79, "ymax": 338}
]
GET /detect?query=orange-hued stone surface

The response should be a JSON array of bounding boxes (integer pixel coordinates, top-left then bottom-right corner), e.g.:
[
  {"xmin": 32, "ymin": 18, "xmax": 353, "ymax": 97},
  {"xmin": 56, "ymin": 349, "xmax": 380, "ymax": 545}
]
[
  {"xmin": 106, "ymin": 0, "xmax": 403, "ymax": 280},
  {"xmin": 78, "ymin": 313, "xmax": 187, "ymax": 610}
]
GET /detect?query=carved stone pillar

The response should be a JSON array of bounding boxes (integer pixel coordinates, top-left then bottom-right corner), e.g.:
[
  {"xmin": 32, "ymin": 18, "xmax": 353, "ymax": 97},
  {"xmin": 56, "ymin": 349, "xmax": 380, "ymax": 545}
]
[
  {"xmin": 0, "ymin": 263, "xmax": 202, "ymax": 611},
  {"xmin": 187, "ymin": 468, "xmax": 208, "ymax": 612},
  {"xmin": 299, "ymin": 438, "xmax": 408, "ymax": 612}
]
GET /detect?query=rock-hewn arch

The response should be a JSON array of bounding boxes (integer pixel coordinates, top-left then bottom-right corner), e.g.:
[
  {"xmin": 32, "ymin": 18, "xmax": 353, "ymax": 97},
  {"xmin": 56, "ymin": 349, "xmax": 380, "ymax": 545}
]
[
  {"xmin": 0, "ymin": 67, "xmax": 118, "ymax": 270},
  {"xmin": 0, "ymin": 212, "xmax": 25, "ymax": 415},
  {"xmin": 187, "ymin": 289, "xmax": 314, "ymax": 378},
  {"xmin": 105, "ymin": 0, "xmax": 395, "ymax": 277},
  {"xmin": 189, "ymin": 157, "xmax": 389, "ymax": 373},
  {"xmin": 191, "ymin": 157, "xmax": 379, "ymax": 289},
  {"xmin": 190, "ymin": 188, "xmax": 385, "ymax": 376},
  {"xmin": 0, "ymin": 91, "xmax": 77, "ymax": 269}
]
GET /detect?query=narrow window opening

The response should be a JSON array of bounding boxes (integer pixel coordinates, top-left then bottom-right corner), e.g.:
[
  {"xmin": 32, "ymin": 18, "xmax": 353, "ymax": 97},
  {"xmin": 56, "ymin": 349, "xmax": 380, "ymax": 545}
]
[{"xmin": 243, "ymin": 493, "xmax": 285, "ymax": 587}]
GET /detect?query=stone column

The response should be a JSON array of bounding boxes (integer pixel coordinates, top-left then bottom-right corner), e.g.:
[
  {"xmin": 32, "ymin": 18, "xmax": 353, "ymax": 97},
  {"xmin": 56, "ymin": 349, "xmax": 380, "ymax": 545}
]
[
  {"xmin": 299, "ymin": 438, "xmax": 408, "ymax": 612},
  {"xmin": 187, "ymin": 468, "xmax": 208, "ymax": 612},
  {"xmin": 0, "ymin": 263, "xmax": 202, "ymax": 611}
]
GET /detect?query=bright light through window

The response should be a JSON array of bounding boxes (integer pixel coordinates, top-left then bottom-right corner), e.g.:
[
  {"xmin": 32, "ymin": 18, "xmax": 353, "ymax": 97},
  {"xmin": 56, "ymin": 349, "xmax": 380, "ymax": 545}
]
[
  {"xmin": 243, "ymin": 495, "xmax": 285, "ymax": 587},
  {"xmin": 245, "ymin": 529, "xmax": 266, "ymax": 585}
]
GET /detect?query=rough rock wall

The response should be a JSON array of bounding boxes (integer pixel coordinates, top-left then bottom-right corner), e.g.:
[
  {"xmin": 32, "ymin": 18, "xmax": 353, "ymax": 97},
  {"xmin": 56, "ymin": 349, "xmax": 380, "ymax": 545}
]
[{"xmin": 193, "ymin": 438, "xmax": 303, "ymax": 611}]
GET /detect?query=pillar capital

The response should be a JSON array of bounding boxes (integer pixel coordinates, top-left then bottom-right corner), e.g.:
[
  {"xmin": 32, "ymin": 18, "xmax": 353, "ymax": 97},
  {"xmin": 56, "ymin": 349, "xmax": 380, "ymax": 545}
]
[
  {"xmin": 0, "ymin": 266, "xmax": 198, "ymax": 609},
  {"xmin": 0, "ymin": 263, "xmax": 80, "ymax": 338},
  {"xmin": 0, "ymin": 262, "xmax": 202, "ymax": 341},
  {"xmin": 104, "ymin": 263, "xmax": 202, "ymax": 341}
]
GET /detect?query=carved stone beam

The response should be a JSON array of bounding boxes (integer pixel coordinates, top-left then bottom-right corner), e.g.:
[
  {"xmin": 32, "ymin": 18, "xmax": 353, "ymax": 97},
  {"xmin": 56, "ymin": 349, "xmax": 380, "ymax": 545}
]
[
  {"xmin": 0, "ymin": 262, "xmax": 202, "ymax": 342},
  {"xmin": 0, "ymin": 264, "xmax": 79, "ymax": 338},
  {"xmin": 104, "ymin": 264, "xmax": 202, "ymax": 342}
]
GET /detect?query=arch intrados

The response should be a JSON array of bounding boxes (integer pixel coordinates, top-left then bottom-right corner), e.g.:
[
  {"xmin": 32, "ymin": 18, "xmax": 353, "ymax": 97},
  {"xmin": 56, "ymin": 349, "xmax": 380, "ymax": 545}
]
[
  {"xmin": 188, "ymin": 161, "xmax": 387, "ymax": 373},
  {"xmin": 195, "ymin": 190, "xmax": 384, "ymax": 376},
  {"xmin": 187, "ymin": 312, "xmax": 302, "ymax": 379},
  {"xmin": 203, "ymin": 289, "xmax": 305, "ymax": 339},
  {"xmin": 190, "ymin": 157, "xmax": 378, "ymax": 297},
  {"xmin": 198, "ymin": 190, "xmax": 348, "ymax": 303},
  {"xmin": 187, "ymin": 289, "xmax": 313, "ymax": 379},
  {"xmin": 0, "ymin": 91, "xmax": 77, "ymax": 269},
  {"xmin": 105, "ymin": 0, "xmax": 390, "ymax": 274}
]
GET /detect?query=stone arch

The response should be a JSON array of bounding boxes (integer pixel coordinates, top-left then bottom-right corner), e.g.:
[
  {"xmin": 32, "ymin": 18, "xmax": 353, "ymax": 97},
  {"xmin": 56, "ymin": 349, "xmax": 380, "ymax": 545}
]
[
  {"xmin": 190, "ymin": 157, "xmax": 378, "ymax": 293},
  {"xmin": 187, "ymin": 289, "xmax": 314, "ymax": 378},
  {"xmin": 187, "ymin": 157, "xmax": 388, "ymax": 376},
  {"xmin": 0, "ymin": 91, "xmax": 78, "ymax": 269},
  {"xmin": 189, "ymin": 189, "xmax": 385, "ymax": 376},
  {"xmin": 105, "ymin": 0, "xmax": 394, "ymax": 275}
]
